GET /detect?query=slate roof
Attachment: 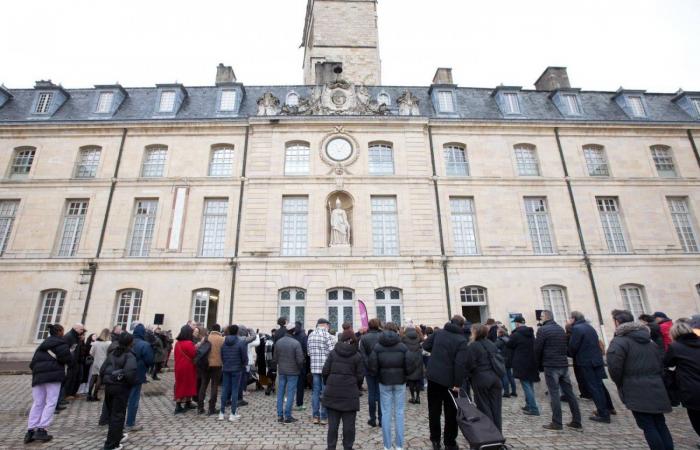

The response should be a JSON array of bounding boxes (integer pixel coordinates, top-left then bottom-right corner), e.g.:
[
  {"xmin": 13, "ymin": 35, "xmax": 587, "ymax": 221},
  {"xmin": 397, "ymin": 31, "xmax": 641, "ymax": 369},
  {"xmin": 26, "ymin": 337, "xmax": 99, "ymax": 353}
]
[{"xmin": 0, "ymin": 84, "xmax": 697, "ymax": 124}]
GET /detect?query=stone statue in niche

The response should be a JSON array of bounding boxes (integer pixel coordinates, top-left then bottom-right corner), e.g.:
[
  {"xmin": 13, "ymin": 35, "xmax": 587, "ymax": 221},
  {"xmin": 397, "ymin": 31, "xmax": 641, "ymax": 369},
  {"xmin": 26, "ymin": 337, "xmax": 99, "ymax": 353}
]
[
  {"xmin": 256, "ymin": 92, "xmax": 281, "ymax": 116},
  {"xmin": 329, "ymin": 197, "xmax": 351, "ymax": 246},
  {"xmin": 397, "ymin": 90, "xmax": 420, "ymax": 116}
]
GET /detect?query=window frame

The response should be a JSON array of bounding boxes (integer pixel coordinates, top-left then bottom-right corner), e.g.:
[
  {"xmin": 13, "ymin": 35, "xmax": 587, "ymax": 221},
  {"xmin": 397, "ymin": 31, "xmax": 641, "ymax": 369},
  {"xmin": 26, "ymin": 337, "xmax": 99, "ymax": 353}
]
[
  {"xmin": 95, "ymin": 91, "xmax": 115, "ymax": 114},
  {"xmin": 281, "ymin": 196, "xmax": 309, "ymax": 256},
  {"xmin": 56, "ymin": 199, "xmax": 89, "ymax": 257},
  {"xmin": 140, "ymin": 145, "xmax": 168, "ymax": 178},
  {"xmin": 583, "ymin": 144, "xmax": 610, "ymax": 177},
  {"xmin": 444, "ymin": 144, "xmax": 469, "ymax": 177},
  {"xmin": 327, "ymin": 287, "xmax": 354, "ymax": 333},
  {"xmin": 620, "ymin": 284, "xmax": 648, "ymax": 318},
  {"xmin": 541, "ymin": 285, "xmax": 570, "ymax": 325},
  {"xmin": 284, "ymin": 141, "xmax": 311, "ymax": 176},
  {"xmin": 377, "ymin": 92, "xmax": 391, "ymax": 107},
  {"xmin": 192, "ymin": 288, "xmax": 220, "ymax": 327},
  {"xmin": 562, "ymin": 93, "xmax": 582, "ymax": 116},
  {"xmin": 219, "ymin": 90, "xmax": 237, "ymax": 112},
  {"xmin": 596, "ymin": 197, "xmax": 629, "ymax": 254},
  {"xmin": 375, "ymin": 287, "xmax": 402, "ymax": 325},
  {"xmin": 128, "ymin": 199, "xmax": 159, "ymax": 257},
  {"xmin": 650, "ymin": 145, "xmax": 678, "ymax": 178},
  {"xmin": 371, "ymin": 196, "xmax": 399, "ymax": 256},
  {"xmin": 74, "ymin": 146, "xmax": 102, "ymax": 179},
  {"xmin": 460, "ymin": 285, "xmax": 488, "ymax": 305},
  {"xmin": 502, "ymin": 92, "xmax": 521, "ymax": 115},
  {"xmin": 10, "ymin": 147, "xmax": 37, "ymax": 178},
  {"xmin": 667, "ymin": 196, "xmax": 699, "ymax": 253},
  {"xmin": 0, "ymin": 200, "xmax": 19, "ymax": 256},
  {"xmin": 158, "ymin": 90, "xmax": 176, "ymax": 113},
  {"xmin": 514, "ymin": 144, "xmax": 541, "ymax": 176},
  {"xmin": 450, "ymin": 197, "xmax": 479, "ymax": 256},
  {"xmin": 208, "ymin": 145, "xmax": 235, "ymax": 177},
  {"xmin": 114, "ymin": 289, "xmax": 143, "ymax": 331},
  {"xmin": 34, "ymin": 92, "xmax": 53, "ymax": 114},
  {"xmin": 368, "ymin": 142, "xmax": 395, "ymax": 176},
  {"xmin": 285, "ymin": 91, "xmax": 300, "ymax": 107},
  {"xmin": 524, "ymin": 197, "xmax": 556, "ymax": 255},
  {"xmin": 279, "ymin": 287, "xmax": 306, "ymax": 328},
  {"xmin": 200, "ymin": 198, "xmax": 229, "ymax": 257},
  {"xmin": 35, "ymin": 289, "xmax": 66, "ymax": 342},
  {"xmin": 436, "ymin": 90, "xmax": 455, "ymax": 113},
  {"xmin": 627, "ymin": 95, "xmax": 647, "ymax": 118}
]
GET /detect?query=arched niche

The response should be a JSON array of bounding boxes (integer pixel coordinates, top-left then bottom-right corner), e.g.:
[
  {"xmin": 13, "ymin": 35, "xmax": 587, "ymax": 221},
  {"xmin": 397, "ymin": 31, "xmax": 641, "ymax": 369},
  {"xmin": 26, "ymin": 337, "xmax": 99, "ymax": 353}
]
[{"xmin": 326, "ymin": 191, "xmax": 354, "ymax": 247}]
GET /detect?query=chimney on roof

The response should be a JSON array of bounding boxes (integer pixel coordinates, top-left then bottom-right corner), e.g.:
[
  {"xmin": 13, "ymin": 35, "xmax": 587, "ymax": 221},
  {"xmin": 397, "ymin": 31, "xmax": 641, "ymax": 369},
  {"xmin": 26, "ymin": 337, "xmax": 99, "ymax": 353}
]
[
  {"xmin": 216, "ymin": 64, "xmax": 237, "ymax": 85},
  {"xmin": 432, "ymin": 68, "xmax": 454, "ymax": 85},
  {"xmin": 534, "ymin": 67, "xmax": 570, "ymax": 91}
]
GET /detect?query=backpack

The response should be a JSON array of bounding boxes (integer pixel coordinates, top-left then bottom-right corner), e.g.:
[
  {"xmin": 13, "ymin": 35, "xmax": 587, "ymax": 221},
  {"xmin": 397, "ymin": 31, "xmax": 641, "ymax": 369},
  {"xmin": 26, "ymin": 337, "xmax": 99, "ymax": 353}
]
[
  {"xmin": 194, "ymin": 340, "xmax": 211, "ymax": 370},
  {"xmin": 480, "ymin": 341, "xmax": 506, "ymax": 378},
  {"xmin": 101, "ymin": 353, "xmax": 128, "ymax": 385}
]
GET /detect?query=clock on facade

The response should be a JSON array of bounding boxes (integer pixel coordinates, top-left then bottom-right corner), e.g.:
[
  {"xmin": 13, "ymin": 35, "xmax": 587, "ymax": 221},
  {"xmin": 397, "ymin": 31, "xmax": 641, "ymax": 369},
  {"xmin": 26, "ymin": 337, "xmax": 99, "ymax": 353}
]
[{"xmin": 325, "ymin": 137, "xmax": 353, "ymax": 162}]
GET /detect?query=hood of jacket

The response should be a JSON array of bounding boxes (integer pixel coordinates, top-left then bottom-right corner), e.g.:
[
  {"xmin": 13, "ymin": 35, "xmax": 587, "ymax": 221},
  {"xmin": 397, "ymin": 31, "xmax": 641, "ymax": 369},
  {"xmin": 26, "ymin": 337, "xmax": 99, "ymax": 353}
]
[
  {"xmin": 224, "ymin": 335, "xmax": 240, "ymax": 346},
  {"xmin": 38, "ymin": 335, "xmax": 63, "ymax": 352},
  {"xmin": 676, "ymin": 332, "xmax": 700, "ymax": 348},
  {"xmin": 444, "ymin": 322, "xmax": 464, "ymax": 335},
  {"xmin": 514, "ymin": 326, "xmax": 534, "ymax": 338},
  {"xmin": 615, "ymin": 321, "xmax": 651, "ymax": 343},
  {"xmin": 335, "ymin": 340, "xmax": 358, "ymax": 357},
  {"xmin": 133, "ymin": 324, "xmax": 146, "ymax": 340},
  {"xmin": 404, "ymin": 327, "xmax": 419, "ymax": 342},
  {"xmin": 379, "ymin": 330, "xmax": 401, "ymax": 347}
]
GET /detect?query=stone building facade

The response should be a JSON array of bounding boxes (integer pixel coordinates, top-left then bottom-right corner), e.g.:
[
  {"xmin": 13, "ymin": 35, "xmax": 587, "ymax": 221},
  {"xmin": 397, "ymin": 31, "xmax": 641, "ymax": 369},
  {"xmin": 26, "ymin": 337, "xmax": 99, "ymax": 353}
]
[{"xmin": 0, "ymin": 0, "xmax": 699, "ymax": 356}]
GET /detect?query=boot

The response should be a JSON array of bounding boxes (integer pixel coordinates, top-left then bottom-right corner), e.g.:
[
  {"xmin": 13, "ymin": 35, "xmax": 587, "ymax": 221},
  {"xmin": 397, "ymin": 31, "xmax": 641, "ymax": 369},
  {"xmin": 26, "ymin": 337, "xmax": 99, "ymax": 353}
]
[
  {"xmin": 23, "ymin": 430, "xmax": 34, "ymax": 444},
  {"xmin": 33, "ymin": 429, "xmax": 53, "ymax": 442},
  {"xmin": 185, "ymin": 401, "xmax": 197, "ymax": 410},
  {"xmin": 415, "ymin": 393, "xmax": 421, "ymax": 404},
  {"xmin": 174, "ymin": 403, "xmax": 186, "ymax": 415}
]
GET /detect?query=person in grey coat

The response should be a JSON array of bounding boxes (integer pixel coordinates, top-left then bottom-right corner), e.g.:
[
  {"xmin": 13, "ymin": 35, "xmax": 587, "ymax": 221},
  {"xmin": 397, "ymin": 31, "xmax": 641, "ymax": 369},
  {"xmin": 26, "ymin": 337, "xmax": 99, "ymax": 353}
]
[
  {"xmin": 273, "ymin": 324, "xmax": 305, "ymax": 423},
  {"xmin": 606, "ymin": 310, "xmax": 673, "ymax": 450}
]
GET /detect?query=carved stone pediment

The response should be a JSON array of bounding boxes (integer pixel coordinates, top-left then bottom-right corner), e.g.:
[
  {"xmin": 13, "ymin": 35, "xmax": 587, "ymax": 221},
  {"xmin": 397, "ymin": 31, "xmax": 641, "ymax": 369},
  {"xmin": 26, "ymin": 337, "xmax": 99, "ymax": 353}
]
[
  {"xmin": 256, "ymin": 92, "xmax": 281, "ymax": 116},
  {"xmin": 397, "ymin": 90, "xmax": 421, "ymax": 116},
  {"xmin": 277, "ymin": 80, "xmax": 390, "ymax": 116}
]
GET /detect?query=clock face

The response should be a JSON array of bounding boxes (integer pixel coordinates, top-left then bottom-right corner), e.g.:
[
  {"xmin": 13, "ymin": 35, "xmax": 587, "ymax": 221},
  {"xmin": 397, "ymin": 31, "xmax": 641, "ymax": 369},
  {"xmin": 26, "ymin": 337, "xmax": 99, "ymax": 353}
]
[{"xmin": 326, "ymin": 138, "xmax": 353, "ymax": 162}]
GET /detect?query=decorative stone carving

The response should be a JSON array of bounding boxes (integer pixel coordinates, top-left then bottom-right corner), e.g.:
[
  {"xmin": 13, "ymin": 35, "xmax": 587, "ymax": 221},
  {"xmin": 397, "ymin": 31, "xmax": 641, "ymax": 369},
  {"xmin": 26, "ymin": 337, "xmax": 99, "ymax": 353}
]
[
  {"xmin": 397, "ymin": 90, "xmax": 421, "ymax": 116},
  {"xmin": 279, "ymin": 80, "xmax": 390, "ymax": 116},
  {"xmin": 256, "ymin": 92, "xmax": 281, "ymax": 116}
]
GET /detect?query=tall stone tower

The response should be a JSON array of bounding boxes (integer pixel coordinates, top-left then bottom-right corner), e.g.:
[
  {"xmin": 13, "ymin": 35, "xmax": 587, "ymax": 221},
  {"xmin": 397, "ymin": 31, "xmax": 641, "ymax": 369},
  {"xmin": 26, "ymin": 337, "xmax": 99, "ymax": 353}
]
[{"xmin": 302, "ymin": 0, "xmax": 382, "ymax": 86}]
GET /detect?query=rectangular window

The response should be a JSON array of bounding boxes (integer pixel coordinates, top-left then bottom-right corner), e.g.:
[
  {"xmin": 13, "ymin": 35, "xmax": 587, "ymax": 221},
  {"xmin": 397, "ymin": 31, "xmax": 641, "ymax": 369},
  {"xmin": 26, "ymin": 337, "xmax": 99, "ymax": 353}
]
[
  {"xmin": 129, "ymin": 200, "xmax": 158, "ymax": 257},
  {"xmin": 158, "ymin": 91, "xmax": 176, "ymax": 112},
  {"xmin": 693, "ymin": 98, "xmax": 700, "ymax": 116},
  {"xmin": 115, "ymin": 290, "xmax": 142, "ymax": 330},
  {"xmin": 11, "ymin": 148, "xmax": 36, "ymax": 177},
  {"xmin": 209, "ymin": 147, "xmax": 234, "ymax": 177},
  {"xmin": 651, "ymin": 146, "xmax": 677, "ymax": 178},
  {"xmin": 141, "ymin": 147, "xmax": 167, "ymax": 178},
  {"xmin": 503, "ymin": 92, "xmax": 521, "ymax": 114},
  {"xmin": 35, "ymin": 92, "xmax": 53, "ymax": 114},
  {"xmin": 35, "ymin": 291, "xmax": 65, "ymax": 341},
  {"xmin": 514, "ymin": 146, "xmax": 540, "ymax": 176},
  {"xmin": 368, "ymin": 144, "xmax": 394, "ymax": 175},
  {"xmin": 444, "ymin": 146, "xmax": 469, "ymax": 176},
  {"xmin": 200, "ymin": 199, "xmax": 228, "ymax": 257},
  {"xmin": 525, "ymin": 197, "xmax": 555, "ymax": 254},
  {"xmin": 281, "ymin": 196, "xmax": 308, "ymax": 256},
  {"xmin": 219, "ymin": 90, "xmax": 237, "ymax": 111},
  {"xmin": 563, "ymin": 94, "xmax": 581, "ymax": 115},
  {"xmin": 57, "ymin": 200, "xmax": 88, "ymax": 257},
  {"xmin": 450, "ymin": 198, "xmax": 478, "ymax": 255},
  {"xmin": 584, "ymin": 146, "xmax": 609, "ymax": 176},
  {"xmin": 75, "ymin": 147, "xmax": 101, "ymax": 179},
  {"xmin": 372, "ymin": 196, "xmax": 399, "ymax": 256},
  {"xmin": 542, "ymin": 287, "xmax": 568, "ymax": 325},
  {"xmin": 0, "ymin": 200, "xmax": 19, "ymax": 256},
  {"xmin": 628, "ymin": 96, "xmax": 646, "ymax": 117},
  {"xmin": 668, "ymin": 197, "xmax": 699, "ymax": 253},
  {"xmin": 96, "ymin": 92, "xmax": 114, "ymax": 113},
  {"xmin": 284, "ymin": 144, "xmax": 310, "ymax": 176},
  {"xmin": 437, "ymin": 91, "xmax": 454, "ymax": 113},
  {"xmin": 597, "ymin": 197, "xmax": 628, "ymax": 253},
  {"xmin": 621, "ymin": 286, "xmax": 647, "ymax": 318}
]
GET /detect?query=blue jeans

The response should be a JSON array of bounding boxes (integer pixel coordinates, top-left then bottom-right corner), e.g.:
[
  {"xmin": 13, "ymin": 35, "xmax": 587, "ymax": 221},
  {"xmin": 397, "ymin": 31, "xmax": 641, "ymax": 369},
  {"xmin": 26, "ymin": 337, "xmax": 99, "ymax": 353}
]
[
  {"xmin": 379, "ymin": 384, "xmax": 405, "ymax": 449},
  {"xmin": 221, "ymin": 371, "xmax": 242, "ymax": 415},
  {"xmin": 237, "ymin": 370, "xmax": 248, "ymax": 401},
  {"xmin": 501, "ymin": 368, "xmax": 517, "ymax": 396},
  {"xmin": 312, "ymin": 374, "xmax": 327, "ymax": 420},
  {"xmin": 125, "ymin": 383, "xmax": 142, "ymax": 427},
  {"xmin": 632, "ymin": 411, "xmax": 674, "ymax": 450},
  {"xmin": 520, "ymin": 380, "xmax": 539, "ymax": 414},
  {"xmin": 365, "ymin": 374, "xmax": 382, "ymax": 423},
  {"xmin": 277, "ymin": 374, "xmax": 298, "ymax": 419}
]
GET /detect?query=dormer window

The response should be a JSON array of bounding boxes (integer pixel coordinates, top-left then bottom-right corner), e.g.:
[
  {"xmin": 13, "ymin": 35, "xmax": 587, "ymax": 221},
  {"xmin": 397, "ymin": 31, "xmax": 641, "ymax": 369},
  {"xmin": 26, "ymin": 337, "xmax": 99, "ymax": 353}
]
[
  {"xmin": 220, "ymin": 90, "xmax": 237, "ymax": 111},
  {"xmin": 159, "ymin": 91, "xmax": 176, "ymax": 112},
  {"xmin": 286, "ymin": 92, "xmax": 299, "ymax": 107},
  {"xmin": 378, "ymin": 92, "xmax": 390, "ymax": 106},
  {"xmin": 493, "ymin": 87, "xmax": 523, "ymax": 116},
  {"xmin": 628, "ymin": 95, "xmax": 646, "ymax": 117},
  {"xmin": 95, "ymin": 92, "xmax": 114, "ymax": 114},
  {"xmin": 437, "ymin": 91, "xmax": 454, "ymax": 113},
  {"xmin": 35, "ymin": 92, "xmax": 53, "ymax": 114},
  {"xmin": 562, "ymin": 94, "xmax": 581, "ymax": 115},
  {"xmin": 503, "ymin": 92, "xmax": 520, "ymax": 114},
  {"xmin": 693, "ymin": 98, "xmax": 700, "ymax": 116}
]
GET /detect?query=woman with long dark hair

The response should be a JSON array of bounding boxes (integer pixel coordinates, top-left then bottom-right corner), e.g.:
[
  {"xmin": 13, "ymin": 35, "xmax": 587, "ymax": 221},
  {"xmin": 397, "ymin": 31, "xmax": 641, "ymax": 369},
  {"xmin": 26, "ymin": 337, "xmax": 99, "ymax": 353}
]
[
  {"xmin": 465, "ymin": 324, "xmax": 503, "ymax": 431},
  {"xmin": 174, "ymin": 325, "xmax": 198, "ymax": 414}
]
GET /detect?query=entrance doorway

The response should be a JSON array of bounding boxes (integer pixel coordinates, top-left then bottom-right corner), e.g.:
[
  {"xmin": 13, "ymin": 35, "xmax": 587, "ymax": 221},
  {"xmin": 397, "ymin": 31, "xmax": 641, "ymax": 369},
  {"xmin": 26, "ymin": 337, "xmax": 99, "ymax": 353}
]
[
  {"xmin": 460, "ymin": 285, "xmax": 489, "ymax": 325},
  {"xmin": 462, "ymin": 305, "xmax": 485, "ymax": 324},
  {"xmin": 192, "ymin": 289, "xmax": 219, "ymax": 330}
]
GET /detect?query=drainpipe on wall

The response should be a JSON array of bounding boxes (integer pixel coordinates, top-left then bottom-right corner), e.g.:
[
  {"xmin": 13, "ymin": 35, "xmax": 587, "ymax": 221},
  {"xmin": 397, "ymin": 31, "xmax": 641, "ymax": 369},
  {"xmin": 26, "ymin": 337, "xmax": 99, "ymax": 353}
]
[
  {"xmin": 553, "ymin": 128, "xmax": 607, "ymax": 343},
  {"xmin": 688, "ymin": 129, "xmax": 700, "ymax": 169},
  {"xmin": 427, "ymin": 125, "xmax": 452, "ymax": 319},
  {"xmin": 229, "ymin": 125, "xmax": 250, "ymax": 324},
  {"xmin": 81, "ymin": 128, "xmax": 128, "ymax": 324}
]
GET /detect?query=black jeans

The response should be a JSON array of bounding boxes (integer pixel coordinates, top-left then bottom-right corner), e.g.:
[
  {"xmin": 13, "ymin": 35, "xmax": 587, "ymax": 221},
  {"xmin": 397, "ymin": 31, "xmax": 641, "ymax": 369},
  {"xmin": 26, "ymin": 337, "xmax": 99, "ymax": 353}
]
[
  {"xmin": 579, "ymin": 365, "xmax": 609, "ymax": 419},
  {"xmin": 472, "ymin": 378, "xmax": 503, "ymax": 432},
  {"xmin": 296, "ymin": 366, "xmax": 306, "ymax": 406},
  {"xmin": 688, "ymin": 408, "xmax": 700, "ymax": 438},
  {"xmin": 327, "ymin": 408, "xmax": 356, "ymax": 450},
  {"xmin": 198, "ymin": 366, "xmax": 222, "ymax": 413},
  {"xmin": 631, "ymin": 411, "xmax": 674, "ymax": 450},
  {"xmin": 365, "ymin": 374, "xmax": 381, "ymax": 423},
  {"xmin": 544, "ymin": 367, "xmax": 581, "ymax": 426},
  {"xmin": 427, "ymin": 381, "xmax": 458, "ymax": 447},
  {"xmin": 103, "ymin": 384, "xmax": 130, "ymax": 450}
]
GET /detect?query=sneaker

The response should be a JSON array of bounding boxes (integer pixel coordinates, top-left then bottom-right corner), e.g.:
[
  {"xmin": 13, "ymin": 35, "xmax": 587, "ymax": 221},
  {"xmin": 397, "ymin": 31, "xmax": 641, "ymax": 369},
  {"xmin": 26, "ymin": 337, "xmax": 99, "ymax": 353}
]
[
  {"xmin": 33, "ymin": 429, "xmax": 53, "ymax": 442},
  {"xmin": 319, "ymin": 418, "xmax": 327, "ymax": 425},
  {"xmin": 314, "ymin": 417, "xmax": 320, "ymax": 425},
  {"xmin": 431, "ymin": 442, "xmax": 442, "ymax": 450},
  {"xmin": 523, "ymin": 410, "xmax": 540, "ymax": 416},
  {"xmin": 589, "ymin": 415, "xmax": 610, "ymax": 423},
  {"xmin": 237, "ymin": 400, "xmax": 249, "ymax": 407},
  {"xmin": 543, "ymin": 423, "xmax": 563, "ymax": 431},
  {"xmin": 55, "ymin": 405, "xmax": 67, "ymax": 411},
  {"xmin": 566, "ymin": 422, "xmax": 583, "ymax": 429},
  {"xmin": 520, "ymin": 406, "xmax": 529, "ymax": 412},
  {"xmin": 284, "ymin": 417, "xmax": 298, "ymax": 424},
  {"xmin": 294, "ymin": 405, "xmax": 306, "ymax": 411},
  {"xmin": 610, "ymin": 409, "xmax": 617, "ymax": 415},
  {"xmin": 511, "ymin": 393, "xmax": 518, "ymax": 397},
  {"xmin": 121, "ymin": 433, "xmax": 129, "ymax": 444},
  {"xmin": 23, "ymin": 430, "xmax": 34, "ymax": 444},
  {"xmin": 218, "ymin": 412, "xmax": 225, "ymax": 421},
  {"xmin": 502, "ymin": 393, "xmax": 511, "ymax": 398},
  {"xmin": 228, "ymin": 413, "xmax": 241, "ymax": 422},
  {"xmin": 367, "ymin": 419, "xmax": 376, "ymax": 427},
  {"xmin": 125, "ymin": 425, "xmax": 143, "ymax": 432},
  {"xmin": 278, "ymin": 416, "xmax": 284, "ymax": 423}
]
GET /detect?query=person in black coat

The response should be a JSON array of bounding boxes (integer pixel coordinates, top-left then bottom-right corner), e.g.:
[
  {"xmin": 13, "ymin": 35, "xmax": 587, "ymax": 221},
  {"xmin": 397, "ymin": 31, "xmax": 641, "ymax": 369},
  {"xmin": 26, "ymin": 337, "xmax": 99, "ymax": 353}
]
[
  {"xmin": 664, "ymin": 320, "xmax": 700, "ymax": 444},
  {"xmin": 495, "ymin": 327, "xmax": 516, "ymax": 398},
  {"xmin": 25, "ymin": 324, "xmax": 71, "ymax": 444},
  {"xmin": 535, "ymin": 311, "xmax": 581, "ymax": 430},
  {"xmin": 607, "ymin": 310, "xmax": 673, "ymax": 450},
  {"xmin": 422, "ymin": 316, "xmax": 469, "ymax": 450},
  {"xmin": 507, "ymin": 316, "xmax": 540, "ymax": 415},
  {"xmin": 465, "ymin": 324, "xmax": 503, "ymax": 432},
  {"xmin": 402, "ymin": 326, "xmax": 425, "ymax": 405},
  {"xmin": 101, "ymin": 332, "xmax": 138, "ymax": 450},
  {"xmin": 292, "ymin": 321, "xmax": 308, "ymax": 410},
  {"xmin": 359, "ymin": 319, "xmax": 383, "ymax": 427},
  {"xmin": 62, "ymin": 323, "xmax": 85, "ymax": 399},
  {"xmin": 567, "ymin": 311, "xmax": 611, "ymax": 423},
  {"xmin": 640, "ymin": 314, "xmax": 665, "ymax": 359},
  {"xmin": 322, "ymin": 330, "xmax": 363, "ymax": 450}
]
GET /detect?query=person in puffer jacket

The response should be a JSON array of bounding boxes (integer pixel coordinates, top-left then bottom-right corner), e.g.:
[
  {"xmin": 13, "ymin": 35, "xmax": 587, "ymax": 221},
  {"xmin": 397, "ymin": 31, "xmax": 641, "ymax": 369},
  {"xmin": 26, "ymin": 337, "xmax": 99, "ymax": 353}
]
[
  {"xmin": 607, "ymin": 310, "xmax": 673, "ymax": 450},
  {"xmin": 368, "ymin": 322, "xmax": 417, "ymax": 450},
  {"xmin": 220, "ymin": 325, "xmax": 248, "ymax": 422},
  {"xmin": 25, "ymin": 324, "xmax": 71, "ymax": 444},
  {"xmin": 100, "ymin": 332, "xmax": 138, "ymax": 450},
  {"xmin": 402, "ymin": 326, "xmax": 424, "ymax": 405}
]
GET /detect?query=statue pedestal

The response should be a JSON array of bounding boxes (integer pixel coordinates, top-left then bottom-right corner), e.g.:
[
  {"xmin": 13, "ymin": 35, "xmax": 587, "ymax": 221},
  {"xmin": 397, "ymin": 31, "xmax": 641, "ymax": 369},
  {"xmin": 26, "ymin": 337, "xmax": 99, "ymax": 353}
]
[{"xmin": 328, "ymin": 244, "xmax": 351, "ymax": 256}]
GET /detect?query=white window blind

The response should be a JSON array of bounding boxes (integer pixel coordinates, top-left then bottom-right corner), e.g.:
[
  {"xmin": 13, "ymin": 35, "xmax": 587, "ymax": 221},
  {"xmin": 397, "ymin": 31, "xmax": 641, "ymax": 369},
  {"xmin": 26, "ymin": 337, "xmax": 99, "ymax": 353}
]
[
  {"xmin": 503, "ymin": 92, "xmax": 520, "ymax": 114},
  {"xmin": 437, "ymin": 91, "xmax": 454, "ymax": 112},
  {"xmin": 628, "ymin": 96, "xmax": 646, "ymax": 117},
  {"xmin": 219, "ymin": 90, "xmax": 237, "ymax": 111},
  {"xmin": 159, "ymin": 91, "xmax": 176, "ymax": 112},
  {"xmin": 563, "ymin": 94, "xmax": 581, "ymax": 115},
  {"xmin": 96, "ymin": 92, "xmax": 114, "ymax": 113}
]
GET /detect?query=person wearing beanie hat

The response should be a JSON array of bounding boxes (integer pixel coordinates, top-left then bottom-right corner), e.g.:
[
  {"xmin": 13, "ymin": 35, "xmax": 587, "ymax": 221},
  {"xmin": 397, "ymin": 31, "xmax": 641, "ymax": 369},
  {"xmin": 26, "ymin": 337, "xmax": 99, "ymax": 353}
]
[
  {"xmin": 653, "ymin": 312, "xmax": 674, "ymax": 351},
  {"xmin": 322, "ymin": 329, "xmax": 363, "ymax": 450}
]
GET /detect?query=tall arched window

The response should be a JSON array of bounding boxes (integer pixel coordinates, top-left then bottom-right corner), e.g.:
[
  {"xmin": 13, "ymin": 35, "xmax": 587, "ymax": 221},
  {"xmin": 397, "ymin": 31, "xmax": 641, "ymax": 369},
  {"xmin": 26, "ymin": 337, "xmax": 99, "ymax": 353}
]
[
  {"xmin": 115, "ymin": 289, "xmax": 143, "ymax": 330},
  {"xmin": 10, "ymin": 146, "xmax": 36, "ymax": 178},
  {"xmin": 74, "ymin": 146, "xmax": 102, "ymax": 179},
  {"xmin": 582, "ymin": 144, "xmax": 609, "ymax": 177},
  {"xmin": 650, "ymin": 145, "xmax": 677, "ymax": 178},
  {"xmin": 327, "ymin": 288, "xmax": 354, "ymax": 332},
  {"xmin": 444, "ymin": 144, "xmax": 469, "ymax": 176},
  {"xmin": 35, "ymin": 290, "xmax": 66, "ymax": 341},
  {"xmin": 541, "ymin": 285, "xmax": 569, "ymax": 325},
  {"xmin": 368, "ymin": 142, "xmax": 394, "ymax": 175},
  {"xmin": 192, "ymin": 288, "xmax": 220, "ymax": 329},
  {"xmin": 375, "ymin": 288, "xmax": 402, "ymax": 325},
  {"xmin": 284, "ymin": 141, "xmax": 310, "ymax": 175},
  {"xmin": 209, "ymin": 145, "xmax": 234, "ymax": 177},
  {"xmin": 279, "ymin": 288, "xmax": 306, "ymax": 327},
  {"xmin": 141, "ymin": 145, "xmax": 167, "ymax": 178},
  {"xmin": 620, "ymin": 284, "xmax": 648, "ymax": 318},
  {"xmin": 514, "ymin": 144, "xmax": 541, "ymax": 176},
  {"xmin": 460, "ymin": 286, "xmax": 488, "ymax": 324}
]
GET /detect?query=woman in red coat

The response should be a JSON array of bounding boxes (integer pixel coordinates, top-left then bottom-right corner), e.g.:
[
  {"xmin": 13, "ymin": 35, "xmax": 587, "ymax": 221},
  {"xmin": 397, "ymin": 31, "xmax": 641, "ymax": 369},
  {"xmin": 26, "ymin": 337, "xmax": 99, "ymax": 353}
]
[{"xmin": 174, "ymin": 325, "xmax": 197, "ymax": 414}]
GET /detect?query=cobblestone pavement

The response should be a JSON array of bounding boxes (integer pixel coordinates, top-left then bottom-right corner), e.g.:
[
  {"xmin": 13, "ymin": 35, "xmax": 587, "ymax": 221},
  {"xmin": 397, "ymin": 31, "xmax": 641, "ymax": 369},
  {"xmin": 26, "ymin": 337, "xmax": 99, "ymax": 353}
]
[{"xmin": 0, "ymin": 372, "xmax": 697, "ymax": 449}]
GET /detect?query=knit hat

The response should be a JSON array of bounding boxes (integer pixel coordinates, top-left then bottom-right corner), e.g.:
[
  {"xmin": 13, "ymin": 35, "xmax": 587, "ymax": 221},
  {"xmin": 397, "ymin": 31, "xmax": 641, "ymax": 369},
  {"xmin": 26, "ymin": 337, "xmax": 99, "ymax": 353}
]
[
  {"xmin": 513, "ymin": 316, "xmax": 526, "ymax": 324},
  {"xmin": 653, "ymin": 312, "xmax": 669, "ymax": 319}
]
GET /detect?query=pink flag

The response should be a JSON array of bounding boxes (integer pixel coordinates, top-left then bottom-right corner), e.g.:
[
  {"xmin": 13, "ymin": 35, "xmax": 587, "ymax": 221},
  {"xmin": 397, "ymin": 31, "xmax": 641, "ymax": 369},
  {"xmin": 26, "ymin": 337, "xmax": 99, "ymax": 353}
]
[{"xmin": 358, "ymin": 299, "xmax": 369, "ymax": 330}]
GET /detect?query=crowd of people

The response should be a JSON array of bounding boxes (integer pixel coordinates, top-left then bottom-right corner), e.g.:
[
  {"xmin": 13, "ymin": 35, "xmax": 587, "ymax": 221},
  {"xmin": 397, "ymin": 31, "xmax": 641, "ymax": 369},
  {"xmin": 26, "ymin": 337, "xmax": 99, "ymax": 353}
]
[{"xmin": 23, "ymin": 309, "xmax": 700, "ymax": 450}]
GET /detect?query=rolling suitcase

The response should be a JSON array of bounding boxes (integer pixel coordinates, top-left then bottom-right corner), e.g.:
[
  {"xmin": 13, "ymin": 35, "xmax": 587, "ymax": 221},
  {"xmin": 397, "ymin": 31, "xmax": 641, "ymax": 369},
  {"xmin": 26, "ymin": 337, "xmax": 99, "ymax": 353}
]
[{"xmin": 449, "ymin": 389, "xmax": 507, "ymax": 450}]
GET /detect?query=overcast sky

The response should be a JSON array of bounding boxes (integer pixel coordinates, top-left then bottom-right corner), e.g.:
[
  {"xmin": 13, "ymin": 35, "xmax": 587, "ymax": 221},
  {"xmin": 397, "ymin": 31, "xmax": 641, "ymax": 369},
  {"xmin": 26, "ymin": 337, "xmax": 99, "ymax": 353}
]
[{"xmin": 2, "ymin": 0, "xmax": 698, "ymax": 92}]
